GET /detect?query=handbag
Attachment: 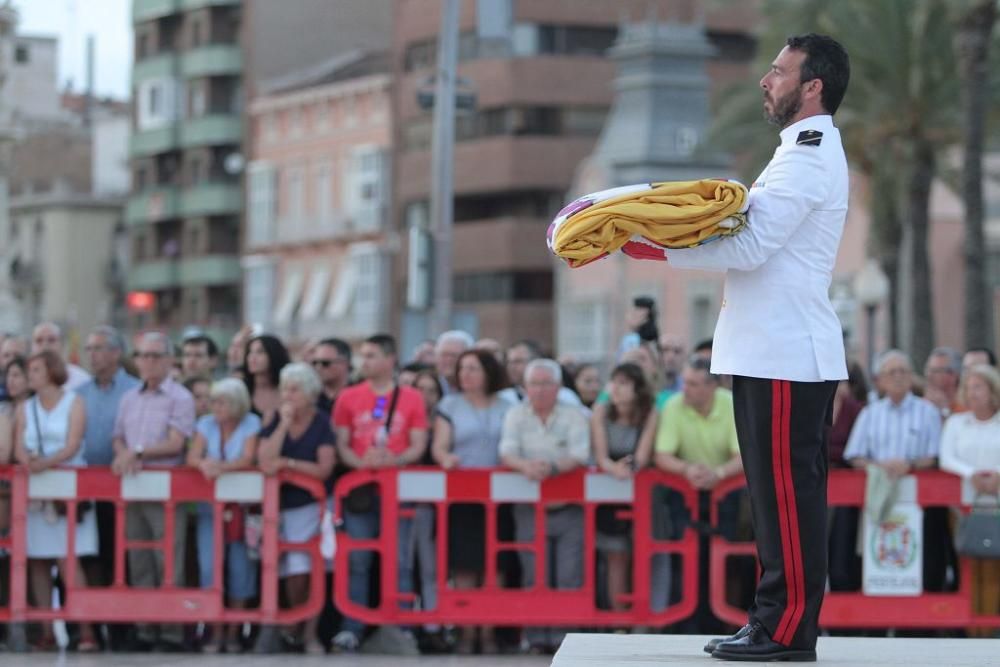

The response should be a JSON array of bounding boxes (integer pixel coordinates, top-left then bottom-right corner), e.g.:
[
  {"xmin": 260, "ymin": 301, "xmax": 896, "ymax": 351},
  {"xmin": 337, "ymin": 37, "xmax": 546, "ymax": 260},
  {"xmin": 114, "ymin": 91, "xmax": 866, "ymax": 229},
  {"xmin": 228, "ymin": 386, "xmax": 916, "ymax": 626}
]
[
  {"xmin": 31, "ymin": 397, "xmax": 93, "ymax": 524},
  {"xmin": 343, "ymin": 385, "xmax": 399, "ymax": 514},
  {"xmin": 956, "ymin": 496, "xmax": 1000, "ymax": 558}
]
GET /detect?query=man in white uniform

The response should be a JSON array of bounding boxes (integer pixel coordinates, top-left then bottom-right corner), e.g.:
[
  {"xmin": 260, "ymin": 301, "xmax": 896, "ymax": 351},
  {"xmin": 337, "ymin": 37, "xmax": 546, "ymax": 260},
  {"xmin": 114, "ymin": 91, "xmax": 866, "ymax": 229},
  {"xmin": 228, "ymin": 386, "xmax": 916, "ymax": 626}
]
[{"xmin": 666, "ymin": 34, "xmax": 851, "ymax": 662}]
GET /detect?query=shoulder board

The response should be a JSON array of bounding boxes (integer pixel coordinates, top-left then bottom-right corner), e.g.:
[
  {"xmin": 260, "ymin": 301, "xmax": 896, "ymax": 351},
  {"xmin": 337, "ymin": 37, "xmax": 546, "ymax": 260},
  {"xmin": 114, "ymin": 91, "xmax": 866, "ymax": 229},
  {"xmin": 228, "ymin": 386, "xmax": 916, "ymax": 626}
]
[{"xmin": 796, "ymin": 129, "xmax": 823, "ymax": 146}]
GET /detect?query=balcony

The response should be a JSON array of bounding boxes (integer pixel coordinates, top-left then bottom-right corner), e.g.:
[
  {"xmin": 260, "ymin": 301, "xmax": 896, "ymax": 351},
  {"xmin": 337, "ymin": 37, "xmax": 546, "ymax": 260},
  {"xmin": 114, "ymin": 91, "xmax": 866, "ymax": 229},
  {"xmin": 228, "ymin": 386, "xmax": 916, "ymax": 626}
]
[
  {"xmin": 180, "ymin": 44, "xmax": 242, "ymax": 78},
  {"xmin": 180, "ymin": 0, "xmax": 239, "ymax": 9},
  {"xmin": 127, "ymin": 187, "xmax": 180, "ymax": 225},
  {"xmin": 133, "ymin": 0, "xmax": 179, "ymax": 23},
  {"xmin": 179, "ymin": 182, "xmax": 242, "ymax": 217},
  {"xmin": 179, "ymin": 115, "xmax": 242, "ymax": 149},
  {"xmin": 132, "ymin": 53, "xmax": 178, "ymax": 84},
  {"xmin": 130, "ymin": 126, "xmax": 180, "ymax": 157},
  {"xmin": 128, "ymin": 255, "xmax": 241, "ymax": 291}
]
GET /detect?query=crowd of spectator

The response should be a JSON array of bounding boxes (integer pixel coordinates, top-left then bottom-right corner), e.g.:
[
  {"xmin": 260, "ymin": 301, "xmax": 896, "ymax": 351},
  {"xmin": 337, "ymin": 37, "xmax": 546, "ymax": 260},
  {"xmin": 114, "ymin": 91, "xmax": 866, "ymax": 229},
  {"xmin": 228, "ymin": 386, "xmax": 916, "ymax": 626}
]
[{"xmin": 0, "ymin": 308, "xmax": 997, "ymax": 653}]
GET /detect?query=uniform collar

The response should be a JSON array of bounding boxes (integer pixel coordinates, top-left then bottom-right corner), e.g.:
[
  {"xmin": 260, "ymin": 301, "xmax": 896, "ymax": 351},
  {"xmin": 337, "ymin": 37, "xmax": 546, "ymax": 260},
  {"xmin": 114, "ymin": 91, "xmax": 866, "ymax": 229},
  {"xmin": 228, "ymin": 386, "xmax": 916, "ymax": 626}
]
[{"xmin": 779, "ymin": 114, "xmax": 834, "ymax": 146}]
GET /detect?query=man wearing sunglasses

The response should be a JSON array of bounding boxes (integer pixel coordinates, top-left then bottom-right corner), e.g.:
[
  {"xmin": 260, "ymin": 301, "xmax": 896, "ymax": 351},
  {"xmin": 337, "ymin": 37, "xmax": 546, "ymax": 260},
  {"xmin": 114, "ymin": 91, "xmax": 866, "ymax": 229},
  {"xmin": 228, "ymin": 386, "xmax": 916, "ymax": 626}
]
[{"xmin": 311, "ymin": 338, "xmax": 352, "ymax": 418}]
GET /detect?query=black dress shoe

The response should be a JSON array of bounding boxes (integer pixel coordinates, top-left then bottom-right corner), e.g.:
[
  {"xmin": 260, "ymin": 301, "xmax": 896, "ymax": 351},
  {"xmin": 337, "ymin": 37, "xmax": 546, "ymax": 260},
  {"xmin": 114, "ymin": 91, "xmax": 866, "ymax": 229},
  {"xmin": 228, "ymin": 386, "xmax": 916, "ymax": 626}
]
[
  {"xmin": 703, "ymin": 623, "xmax": 752, "ymax": 654},
  {"xmin": 711, "ymin": 623, "xmax": 816, "ymax": 662}
]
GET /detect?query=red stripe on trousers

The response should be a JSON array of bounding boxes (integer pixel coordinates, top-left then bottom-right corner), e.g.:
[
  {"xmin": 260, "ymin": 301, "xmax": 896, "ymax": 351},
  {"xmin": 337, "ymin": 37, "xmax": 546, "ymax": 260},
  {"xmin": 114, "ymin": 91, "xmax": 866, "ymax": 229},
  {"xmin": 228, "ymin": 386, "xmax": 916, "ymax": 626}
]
[{"xmin": 772, "ymin": 380, "xmax": 803, "ymax": 646}]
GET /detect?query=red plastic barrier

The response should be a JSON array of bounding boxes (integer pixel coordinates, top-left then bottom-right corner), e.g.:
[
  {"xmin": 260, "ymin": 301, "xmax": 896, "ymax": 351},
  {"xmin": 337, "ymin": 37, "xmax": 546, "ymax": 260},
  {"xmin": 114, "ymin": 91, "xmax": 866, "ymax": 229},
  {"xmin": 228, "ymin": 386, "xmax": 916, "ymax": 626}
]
[
  {"xmin": 0, "ymin": 465, "xmax": 325, "ymax": 626},
  {"xmin": 708, "ymin": 469, "xmax": 998, "ymax": 629},
  {"xmin": 333, "ymin": 466, "xmax": 700, "ymax": 627}
]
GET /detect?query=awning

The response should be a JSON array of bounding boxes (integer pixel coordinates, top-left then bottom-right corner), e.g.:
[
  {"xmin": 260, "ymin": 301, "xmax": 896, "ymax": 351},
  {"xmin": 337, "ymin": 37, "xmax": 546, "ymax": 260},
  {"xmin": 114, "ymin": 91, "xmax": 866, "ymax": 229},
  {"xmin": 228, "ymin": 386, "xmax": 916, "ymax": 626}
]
[
  {"xmin": 272, "ymin": 266, "xmax": 305, "ymax": 325},
  {"xmin": 326, "ymin": 261, "xmax": 357, "ymax": 319},
  {"xmin": 299, "ymin": 265, "xmax": 331, "ymax": 321}
]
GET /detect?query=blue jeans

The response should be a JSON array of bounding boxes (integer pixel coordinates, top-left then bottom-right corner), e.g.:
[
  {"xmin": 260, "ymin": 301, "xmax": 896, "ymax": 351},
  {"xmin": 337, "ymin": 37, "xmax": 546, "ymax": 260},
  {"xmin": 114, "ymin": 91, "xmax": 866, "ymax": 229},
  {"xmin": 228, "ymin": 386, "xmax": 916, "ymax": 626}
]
[
  {"xmin": 340, "ymin": 501, "xmax": 415, "ymax": 637},
  {"xmin": 196, "ymin": 503, "xmax": 257, "ymax": 601}
]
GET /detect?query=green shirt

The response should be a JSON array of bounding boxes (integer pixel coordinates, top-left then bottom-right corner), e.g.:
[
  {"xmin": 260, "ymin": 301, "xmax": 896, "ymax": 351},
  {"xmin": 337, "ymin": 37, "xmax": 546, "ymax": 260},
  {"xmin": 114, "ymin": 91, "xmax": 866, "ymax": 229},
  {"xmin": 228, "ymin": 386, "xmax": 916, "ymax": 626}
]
[{"xmin": 655, "ymin": 388, "xmax": 739, "ymax": 467}]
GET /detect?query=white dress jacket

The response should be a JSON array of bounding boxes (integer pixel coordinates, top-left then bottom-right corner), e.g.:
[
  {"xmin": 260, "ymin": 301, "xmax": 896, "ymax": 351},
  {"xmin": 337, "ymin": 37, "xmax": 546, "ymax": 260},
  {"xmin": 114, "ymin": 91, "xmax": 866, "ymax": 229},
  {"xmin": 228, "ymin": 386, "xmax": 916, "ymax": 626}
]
[{"xmin": 666, "ymin": 114, "xmax": 850, "ymax": 382}]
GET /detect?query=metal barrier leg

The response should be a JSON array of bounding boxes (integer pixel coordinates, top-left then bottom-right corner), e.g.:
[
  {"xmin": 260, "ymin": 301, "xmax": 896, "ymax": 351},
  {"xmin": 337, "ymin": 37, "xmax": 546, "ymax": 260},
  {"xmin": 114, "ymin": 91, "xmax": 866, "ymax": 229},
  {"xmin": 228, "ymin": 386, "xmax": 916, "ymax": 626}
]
[{"xmin": 6, "ymin": 622, "xmax": 28, "ymax": 653}]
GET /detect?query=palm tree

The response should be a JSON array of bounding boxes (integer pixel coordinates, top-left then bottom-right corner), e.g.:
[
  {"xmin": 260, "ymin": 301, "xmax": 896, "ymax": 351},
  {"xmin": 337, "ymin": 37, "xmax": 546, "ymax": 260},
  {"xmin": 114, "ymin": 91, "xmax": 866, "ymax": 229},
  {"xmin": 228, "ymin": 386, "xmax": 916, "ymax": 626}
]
[{"xmin": 954, "ymin": 0, "xmax": 997, "ymax": 352}]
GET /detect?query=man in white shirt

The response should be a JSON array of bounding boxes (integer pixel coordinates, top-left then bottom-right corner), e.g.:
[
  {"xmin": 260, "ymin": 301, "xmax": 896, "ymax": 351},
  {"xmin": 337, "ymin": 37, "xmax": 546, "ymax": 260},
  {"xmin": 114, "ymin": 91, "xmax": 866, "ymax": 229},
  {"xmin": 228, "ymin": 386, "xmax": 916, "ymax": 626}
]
[
  {"xmin": 666, "ymin": 34, "xmax": 851, "ymax": 662},
  {"xmin": 32, "ymin": 322, "xmax": 91, "ymax": 391}
]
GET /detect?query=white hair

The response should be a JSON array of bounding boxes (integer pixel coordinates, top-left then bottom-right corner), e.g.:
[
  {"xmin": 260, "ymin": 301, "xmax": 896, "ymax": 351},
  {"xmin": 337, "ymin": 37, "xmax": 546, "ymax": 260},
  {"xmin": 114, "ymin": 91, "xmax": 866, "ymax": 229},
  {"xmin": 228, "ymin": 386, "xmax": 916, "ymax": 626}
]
[
  {"xmin": 210, "ymin": 378, "xmax": 251, "ymax": 420},
  {"xmin": 32, "ymin": 322, "xmax": 63, "ymax": 341},
  {"xmin": 525, "ymin": 358, "xmax": 562, "ymax": 385},
  {"xmin": 138, "ymin": 331, "xmax": 173, "ymax": 356},
  {"xmin": 875, "ymin": 349, "xmax": 912, "ymax": 376},
  {"xmin": 926, "ymin": 346, "xmax": 962, "ymax": 374},
  {"xmin": 436, "ymin": 329, "xmax": 474, "ymax": 351},
  {"xmin": 279, "ymin": 362, "xmax": 322, "ymax": 398}
]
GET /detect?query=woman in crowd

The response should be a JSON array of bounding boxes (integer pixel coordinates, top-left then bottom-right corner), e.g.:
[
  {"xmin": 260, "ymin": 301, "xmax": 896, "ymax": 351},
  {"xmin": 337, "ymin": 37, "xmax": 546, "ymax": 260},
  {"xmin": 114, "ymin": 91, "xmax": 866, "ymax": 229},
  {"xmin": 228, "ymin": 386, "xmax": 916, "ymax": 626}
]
[
  {"xmin": 244, "ymin": 335, "xmax": 291, "ymax": 426},
  {"xmin": 258, "ymin": 363, "xmax": 336, "ymax": 654},
  {"xmin": 591, "ymin": 362, "xmax": 656, "ymax": 612},
  {"xmin": 0, "ymin": 358, "xmax": 30, "ymax": 531},
  {"xmin": 187, "ymin": 378, "xmax": 261, "ymax": 653},
  {"xmin": 431, "ymin": 350, "xmax": 511, "ymax": 654},
  {"xmin": 939, "ymin": 363, "xmax": 1000, "ymax": 637},
  {"xmin": 13, "ymin": 351, "xmax": 97, "ymax": 650},
  {"xmin": 184, "ymin": 376, "xmax": 213, "ymax": 419},
  {"xmin": 829, "ymin": 360, "xmax": 869, "ymax": 467},
  {"xmin": 573, "ymin": 363, "xmax": 602, "ymax": 409},
  {"xmin": 409, "ymin": 369, "xmax": 445, "ymax": 650}
]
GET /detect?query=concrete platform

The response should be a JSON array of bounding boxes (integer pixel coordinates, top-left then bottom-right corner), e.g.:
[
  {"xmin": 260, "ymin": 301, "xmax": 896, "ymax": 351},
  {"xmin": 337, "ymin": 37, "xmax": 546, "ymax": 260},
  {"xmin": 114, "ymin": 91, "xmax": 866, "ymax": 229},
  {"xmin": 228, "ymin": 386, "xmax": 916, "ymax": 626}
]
[{"xmin": 551, "ymin": 634, "xmax": 1000, "ymax": 666}]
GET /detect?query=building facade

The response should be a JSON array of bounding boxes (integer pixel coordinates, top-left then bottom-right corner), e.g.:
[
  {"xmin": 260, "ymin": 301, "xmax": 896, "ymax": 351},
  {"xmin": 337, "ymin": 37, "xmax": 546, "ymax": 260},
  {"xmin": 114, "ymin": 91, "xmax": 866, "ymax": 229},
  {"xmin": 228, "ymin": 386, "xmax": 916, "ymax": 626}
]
[
  {"xmin": 128, "ymin": 0, "xmax": 244, "ymax": 340},
  {"xmin": 244, "ymin": 53, "xmax": 393, "ymax": 344},
  {"xmin": 391, "ymin": 0, "xmax": 759, "ymax": 353}
]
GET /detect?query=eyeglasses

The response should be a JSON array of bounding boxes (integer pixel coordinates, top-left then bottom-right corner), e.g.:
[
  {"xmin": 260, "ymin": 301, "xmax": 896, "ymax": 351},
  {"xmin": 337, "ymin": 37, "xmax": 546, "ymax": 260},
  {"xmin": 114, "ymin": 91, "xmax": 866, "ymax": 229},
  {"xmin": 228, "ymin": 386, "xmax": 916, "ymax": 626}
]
[
  {"xmin": 84, "ymin": 345, "xmax": 109, "ymax": 353},
  {"xmin": 311, "ymin": 359, "xmax": 338, "ymax": 368},
  {"xmin": 137, "ymin": 352, "xmax": 165, "ymax": 360}
]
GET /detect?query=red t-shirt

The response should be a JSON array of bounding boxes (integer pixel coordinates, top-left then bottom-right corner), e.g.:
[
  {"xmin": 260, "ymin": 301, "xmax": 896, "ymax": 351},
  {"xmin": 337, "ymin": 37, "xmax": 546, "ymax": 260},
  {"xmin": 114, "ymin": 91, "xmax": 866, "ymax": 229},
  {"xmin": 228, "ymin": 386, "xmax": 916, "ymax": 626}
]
[{"xmin": 333, "ymin": 382, "xmax": 427, "ymax": 457}]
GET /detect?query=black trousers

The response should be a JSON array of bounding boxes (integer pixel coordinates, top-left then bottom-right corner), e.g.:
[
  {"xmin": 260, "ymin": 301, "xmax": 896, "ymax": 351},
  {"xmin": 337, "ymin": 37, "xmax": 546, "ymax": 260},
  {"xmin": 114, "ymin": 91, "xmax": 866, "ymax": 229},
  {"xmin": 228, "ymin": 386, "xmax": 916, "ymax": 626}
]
[{"xmin": 732, "ymin": 375, "xmax": 837, "ymax": 650}]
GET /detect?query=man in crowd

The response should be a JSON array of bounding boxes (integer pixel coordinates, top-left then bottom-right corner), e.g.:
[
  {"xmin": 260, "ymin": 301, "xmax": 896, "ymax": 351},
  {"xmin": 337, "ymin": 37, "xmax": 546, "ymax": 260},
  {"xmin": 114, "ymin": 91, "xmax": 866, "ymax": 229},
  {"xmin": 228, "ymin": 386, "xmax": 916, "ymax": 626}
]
[
  {"xmin": 0, "ymin": 334, "xmax": 26, "ymax": 400},
  {"xmin": 499, "ymin": 359, "xmax": 590, "ymax": 654},
  {"xmin": 111, "ymin": 332, "xmax": 195, "ymax": 651},
  {"xmin": 501, "ymin": 340, "xmax": 582, "ymax": 407},
  {"xmin": 434, "ymin": 330, "xmax": 474, "ymax": 395},
  {"xmin": 32, "ymin": 321, "xmax": 91, "ymax": 390},
  {"xmin": 180, "ymin": 332, "xmax": 219, "ymax": 381},
  {"xmin": 655, "ymin": 356, "xmax": 745, "ymax": 632},
  {"xmin": 658, "ymin": 333, "xmax": 686, "ymax": 393},
  {"xmin": 844, "ymin": 350, "xmax": 953, "ymax": 592},
  {"xmin": 312, "ymin": 337, "xmax": 352, "ymax": 416},
  {"xmin": 77, "ymin": 325, "xmax": 141, "ymax": 649},
  {"xmin": 923, "ymin": 347, "xmax": 964, "ymax": 418},
  {"xmin": 332, "ymin": 334, "xmax": 427, "ymax": 653}
]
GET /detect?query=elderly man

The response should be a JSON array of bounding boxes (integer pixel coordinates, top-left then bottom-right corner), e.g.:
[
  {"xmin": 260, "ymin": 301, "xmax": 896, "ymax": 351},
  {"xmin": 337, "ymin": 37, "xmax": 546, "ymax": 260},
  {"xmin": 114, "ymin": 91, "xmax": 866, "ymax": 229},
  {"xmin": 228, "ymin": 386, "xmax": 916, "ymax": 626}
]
[
  {"xmin": 434, "ymin": 330, "xmax": 474, "ymax": 395},
  {"xmin": 111, "ymin": 332, "xmax": 195, "ymax": 650},
  {"xmin": 32, "ymin": 322, "xmax": 91, "ymax": 390},
  {"xmin": 923, "ymin": 347, "xmax": 964, "ymax": 418},
  {"xmin": 76, "ymin": 325, "xmax": 140, "ymax": 649},
  {"xmin": 844, "ymin": 350, "xmax": 953, "ymax": 592},
  {"xmin": 499, "ymin": 359, "xmax": 590, "ymax": 653}
]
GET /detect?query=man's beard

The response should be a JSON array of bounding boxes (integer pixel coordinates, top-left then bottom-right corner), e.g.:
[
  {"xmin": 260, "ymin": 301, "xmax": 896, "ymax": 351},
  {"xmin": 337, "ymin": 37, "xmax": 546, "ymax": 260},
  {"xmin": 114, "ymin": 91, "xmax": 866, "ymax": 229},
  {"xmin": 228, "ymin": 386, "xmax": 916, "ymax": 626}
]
[{"xmin": 763, "ymin": 88, "xmax": 802, "ymax": 128}]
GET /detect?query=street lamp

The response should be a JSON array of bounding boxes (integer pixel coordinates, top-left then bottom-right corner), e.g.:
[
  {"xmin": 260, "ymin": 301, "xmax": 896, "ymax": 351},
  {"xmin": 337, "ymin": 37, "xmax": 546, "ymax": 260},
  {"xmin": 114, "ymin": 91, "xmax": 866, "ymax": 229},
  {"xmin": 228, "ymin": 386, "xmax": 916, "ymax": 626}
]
[{"xmin": 852, "ymin": 259, "xmax": 890, "ymax": 376}]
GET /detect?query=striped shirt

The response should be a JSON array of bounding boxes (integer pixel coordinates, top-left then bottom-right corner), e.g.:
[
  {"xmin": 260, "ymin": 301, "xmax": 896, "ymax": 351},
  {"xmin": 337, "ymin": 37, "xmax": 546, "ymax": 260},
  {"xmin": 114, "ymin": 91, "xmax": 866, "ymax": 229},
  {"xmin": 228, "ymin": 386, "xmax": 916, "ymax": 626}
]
[
  {"xmin": 843, "ymin": 393, "xmax": 941, "ymax": 463},
  {"xmin": 112, "ymin": 377, "xmax": 195, "ymax": 466}
]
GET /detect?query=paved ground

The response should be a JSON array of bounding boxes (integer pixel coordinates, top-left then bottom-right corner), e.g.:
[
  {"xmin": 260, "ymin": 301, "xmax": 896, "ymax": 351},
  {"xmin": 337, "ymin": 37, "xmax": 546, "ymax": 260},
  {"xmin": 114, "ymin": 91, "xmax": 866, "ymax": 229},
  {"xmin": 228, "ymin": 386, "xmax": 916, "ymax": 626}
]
[
  {"xmin": 553, "ymin": 633, "xmax": 1000, "ymax": 666},
  {"xmin": 0, "ymin": 655, "xmax": 551, "ymax": 667}
]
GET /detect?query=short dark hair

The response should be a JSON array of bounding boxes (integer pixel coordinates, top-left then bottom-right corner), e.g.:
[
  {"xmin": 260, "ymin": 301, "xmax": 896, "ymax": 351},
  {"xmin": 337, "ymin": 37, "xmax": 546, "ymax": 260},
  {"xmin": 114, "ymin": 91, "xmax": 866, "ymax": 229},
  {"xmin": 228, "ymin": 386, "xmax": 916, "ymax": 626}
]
[
  {"xmin": 786, "ymin": 33, "xmax": 850, "ymax": 115},
  {"xmin": 686, "ymin": 356, "xmax": 720, "ymax": 383},
  {"xmin": 412, "ymin": 369, "xmax": 443, "ymax": 404},
  {"xmin": 455, "ymin": 349, "xmax": 510, "ymax": 395},
  {"xmin": 509, "ymin": 339, "xmax": 542, "ymax": 360},
  {"xmin": 182, "ymin": 334, "xmax": 219, "ymax": 358},
  {"xmin": 967, "ymin": 347, "xmax": 998, "ymax": 367},
  {"xmin": 183, "ymin": 376, "xmax": 210, "ymax": 393},
  {"xmin": 694, "ymin": 338, "xmax": 714, "ymax": 354},
  {"xmin": 401, "ymin": 361, "xmax": 432, "ymax": 375},
  {"xmin": 318, "ymin": 337, "xmax": 352, "ymax": 362},
  {"xmin": 28, "ymin": 350, "xmax": 68, "ymax": 387},
  {"xmin": 364, "ymin": 333, "xmax": 397, "ymax": 358}
]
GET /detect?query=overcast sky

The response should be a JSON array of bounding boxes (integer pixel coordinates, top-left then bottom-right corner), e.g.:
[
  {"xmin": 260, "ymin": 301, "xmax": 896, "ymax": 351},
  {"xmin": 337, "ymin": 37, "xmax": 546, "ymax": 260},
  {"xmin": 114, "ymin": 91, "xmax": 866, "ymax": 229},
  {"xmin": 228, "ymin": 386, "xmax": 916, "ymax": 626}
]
[{"xmin": 14, "ymin": 0, "xmax": 132, "ymax": 100}]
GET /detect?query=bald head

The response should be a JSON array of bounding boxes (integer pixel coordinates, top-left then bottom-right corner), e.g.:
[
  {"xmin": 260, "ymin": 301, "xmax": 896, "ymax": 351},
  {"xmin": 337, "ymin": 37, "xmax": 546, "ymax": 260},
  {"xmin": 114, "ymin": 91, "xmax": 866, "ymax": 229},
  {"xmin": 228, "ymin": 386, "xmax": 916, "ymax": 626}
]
[{"xmin": 32, "ymin": 322, "xmax": 64, "ymax": 356}]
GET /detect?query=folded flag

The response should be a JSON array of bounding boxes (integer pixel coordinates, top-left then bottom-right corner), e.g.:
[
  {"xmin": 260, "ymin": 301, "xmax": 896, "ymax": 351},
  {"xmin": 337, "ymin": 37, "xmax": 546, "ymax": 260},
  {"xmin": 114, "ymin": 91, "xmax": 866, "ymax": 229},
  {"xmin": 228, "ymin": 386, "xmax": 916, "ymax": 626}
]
[{"xmin": 547, "ymin": 179, "xmax": 750, "ymax": 268}]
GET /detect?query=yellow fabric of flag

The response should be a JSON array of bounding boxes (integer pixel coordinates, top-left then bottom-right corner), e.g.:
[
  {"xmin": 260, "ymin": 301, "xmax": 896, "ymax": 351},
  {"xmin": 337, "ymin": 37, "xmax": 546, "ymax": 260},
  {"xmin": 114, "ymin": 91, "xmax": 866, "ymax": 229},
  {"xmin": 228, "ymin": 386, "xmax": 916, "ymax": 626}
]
[{"xmin": 549, "ymin": 179, "xmax": 749, "ymax": 269}]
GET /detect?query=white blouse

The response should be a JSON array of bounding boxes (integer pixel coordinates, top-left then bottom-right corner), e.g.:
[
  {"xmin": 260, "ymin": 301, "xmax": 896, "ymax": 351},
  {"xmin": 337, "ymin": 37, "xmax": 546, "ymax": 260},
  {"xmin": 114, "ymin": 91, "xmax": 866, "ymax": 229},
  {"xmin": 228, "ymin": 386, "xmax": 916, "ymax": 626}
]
[{"xmin": 939, "ymin": 411, "xmax": 1000, "ymax": 478}]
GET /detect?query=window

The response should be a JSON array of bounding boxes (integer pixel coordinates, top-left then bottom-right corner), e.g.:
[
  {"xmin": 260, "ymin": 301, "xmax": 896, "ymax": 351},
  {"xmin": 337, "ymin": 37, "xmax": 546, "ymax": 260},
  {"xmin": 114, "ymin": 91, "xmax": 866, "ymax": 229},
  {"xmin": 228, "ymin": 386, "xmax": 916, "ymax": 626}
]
[
  {"xmin": 263, "ymin": 114, "xmax": 277, "ymax": 143},
  {"xmin": 344, "ymin": 147, "xmax": 386, "ymax": 232},
  {"xmin": 190, "ymin": 19, "xmax": 203, "ymax": 48},
  {"xmin": 454, "ymin": 270, "xmax": 553, "ymax": 302},
  {"xmin": 290, "ymin": 108, "xmax": 303, "ymax": 137},
  {"xmin": 351, "ymin": 245, "xmax": 383, "ymax": 331},
  {"xmin": 564, "ymin": 107, "xmax": 607, "ymax": 136},
  {"xmin": 138, "ymin": 78, "xmax": 180, "ymax": 130},
  {"xmin": 135, "ymin": 167, "xmax": 149, "ymax": 190},
  {"xmin": 402, "ymin": 116, "xmax": 432, "ymax": 151},
  {"xmin": 560, "ymin": 300, "xmax": 608, "ymax": 361},
  {"xmin": 244, "ymin": 260, "xmax": 276, "ymax": 329},
  {"xmin": 14, "ymin": 44, "xmax": 28, "ymax": 63},
  {"xmin": 314, "ymin": 161, "xmax": 332, "ymax": 227},
  {"xmin": 190, "ymin": 85, "xmax": 207, "ymax": 117},
  {"xmin": 317, "ymin": 101, "xmax": 329, "ymax": 133},
  {"xmin": 246, "ymin": 161, "xmax": 276, "ymax": 246},
  {"xmin": 453, "ymin": 190, "xmax": 561, "ymax": 222},
  {"xmin": 286, "ymin": 166, "xmax": 305, "ymax": 237},
  {"xmin": 138, "ymin": 34, "xmax": 150, "ymax": 59},
  {"xmin": 149, "ymin": 86, "xmax": 162, "ymax": 116}
]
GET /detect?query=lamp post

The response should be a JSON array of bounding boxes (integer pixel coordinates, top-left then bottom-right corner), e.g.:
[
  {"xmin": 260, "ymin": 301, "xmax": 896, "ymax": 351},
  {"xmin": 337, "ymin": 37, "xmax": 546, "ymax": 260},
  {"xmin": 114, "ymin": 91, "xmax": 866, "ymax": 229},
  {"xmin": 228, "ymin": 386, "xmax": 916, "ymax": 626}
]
[{"xmin": 852, "ymin": 259, "xmax": 891, "ymax": 376}]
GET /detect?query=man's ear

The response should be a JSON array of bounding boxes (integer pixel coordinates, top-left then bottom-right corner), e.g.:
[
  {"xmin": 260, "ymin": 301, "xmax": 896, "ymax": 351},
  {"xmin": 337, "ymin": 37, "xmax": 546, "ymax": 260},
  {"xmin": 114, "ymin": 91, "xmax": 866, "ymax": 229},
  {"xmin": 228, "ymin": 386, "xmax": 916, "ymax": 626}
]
[{"xmin": 804, "ymin": 78, "xmax": 824, "ymax": 105}]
